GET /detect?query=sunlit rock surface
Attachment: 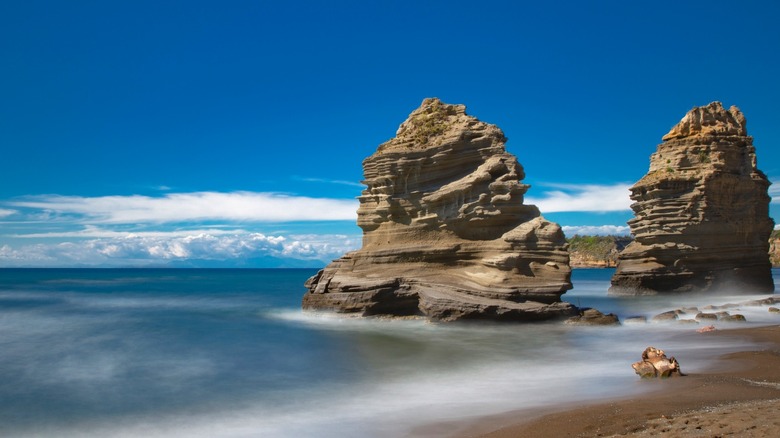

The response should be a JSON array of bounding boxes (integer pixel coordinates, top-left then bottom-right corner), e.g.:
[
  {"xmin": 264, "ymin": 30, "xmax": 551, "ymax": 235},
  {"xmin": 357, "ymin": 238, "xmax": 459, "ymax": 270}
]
[
  {"xmin": 303, "ymin": 98, "xmax": 574, "ymax": 321},
  {"xmin": 632, "ymin": 347, "xmax": 683, "ymax": 378},
  {"xmin": 611, "ymin": 102, "xmax": 774, "ymax": 295}
]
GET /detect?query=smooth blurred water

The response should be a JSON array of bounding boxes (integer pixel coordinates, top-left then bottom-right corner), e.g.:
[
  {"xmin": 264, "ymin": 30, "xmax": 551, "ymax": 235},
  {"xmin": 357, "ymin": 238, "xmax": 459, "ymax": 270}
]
[{"xmin": 0, "ymin": 268, "xmax": 777, "ymax": 437}]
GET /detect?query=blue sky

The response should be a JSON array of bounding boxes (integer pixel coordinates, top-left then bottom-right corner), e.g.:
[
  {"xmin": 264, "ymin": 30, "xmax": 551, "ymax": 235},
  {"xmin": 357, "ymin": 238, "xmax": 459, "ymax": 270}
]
[{"xmin": 1, "ymin": 0, "xmax": 778, "ymax": 267}]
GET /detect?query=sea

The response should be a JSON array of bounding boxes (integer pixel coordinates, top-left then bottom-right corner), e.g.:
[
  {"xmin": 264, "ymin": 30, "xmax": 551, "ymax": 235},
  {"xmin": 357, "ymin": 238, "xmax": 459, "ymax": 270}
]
[{"xmin": 1, "ymin": 268, "xmax": 778, "ymax": 437}]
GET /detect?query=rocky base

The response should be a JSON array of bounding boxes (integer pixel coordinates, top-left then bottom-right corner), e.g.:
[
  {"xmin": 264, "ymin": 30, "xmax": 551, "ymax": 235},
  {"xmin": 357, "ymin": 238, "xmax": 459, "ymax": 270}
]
[
  {"xmin": 609, "ymin": 265, "xmax": 775, "ymax": 296},
  {"xmin": 303, "ymin": 240, "xmax": 577, "ymax": 322},
  {"xmin": 303, "ymin": 267, "xmax": 577, "ymax": 322}
]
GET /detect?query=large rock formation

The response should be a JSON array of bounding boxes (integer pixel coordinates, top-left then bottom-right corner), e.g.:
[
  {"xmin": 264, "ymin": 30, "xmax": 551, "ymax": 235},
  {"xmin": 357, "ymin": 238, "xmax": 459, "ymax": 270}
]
[
  {"xmin": 610, "ymin": 102, "xmax": 775, "ymax": 295},
  {"xmin": 302, "ymin": 98, "xmax": 575, "ymax": 322}
]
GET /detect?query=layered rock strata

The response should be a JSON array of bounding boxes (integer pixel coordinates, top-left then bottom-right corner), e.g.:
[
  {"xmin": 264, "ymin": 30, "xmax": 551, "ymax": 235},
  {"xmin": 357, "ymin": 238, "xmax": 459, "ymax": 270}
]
[
  {"xmin": 303, "ymin": 98, "xmax": 574, "ymax": 322},
  {"xmin": 610, "ymin": 102, "xmax": 775, "ymax": 295}
]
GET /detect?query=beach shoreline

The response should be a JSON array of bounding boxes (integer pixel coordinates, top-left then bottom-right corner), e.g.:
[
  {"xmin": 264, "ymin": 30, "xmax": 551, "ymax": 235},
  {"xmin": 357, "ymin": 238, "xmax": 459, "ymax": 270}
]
[{"xmin": 414, "ymin": 324, "xmax": 780, "ymax": 437}]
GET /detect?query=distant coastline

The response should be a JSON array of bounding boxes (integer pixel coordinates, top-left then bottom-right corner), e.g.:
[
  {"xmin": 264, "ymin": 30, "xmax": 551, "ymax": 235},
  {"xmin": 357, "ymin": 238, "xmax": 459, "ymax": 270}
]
[
  {"xmin": 569, "ymin": 232, "xmax": 780, "ymax": 269},
  {"xmin": 567, "ymin": 235, "xmax": 631, "ymax": 268}
]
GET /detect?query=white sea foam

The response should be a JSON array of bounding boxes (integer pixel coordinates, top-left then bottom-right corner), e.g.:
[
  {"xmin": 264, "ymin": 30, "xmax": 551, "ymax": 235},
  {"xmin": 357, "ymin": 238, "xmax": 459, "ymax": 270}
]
[
  {"xmin": 34, "ymin": 325, "xmax": 751, "ymax": 438},
  {"xmin": 1, "ymin": 269, "xmax": 776, "ymax": 437},
  {"xmin": 42, "ymin": 312, "xmax": 758, "ymax": 438}
]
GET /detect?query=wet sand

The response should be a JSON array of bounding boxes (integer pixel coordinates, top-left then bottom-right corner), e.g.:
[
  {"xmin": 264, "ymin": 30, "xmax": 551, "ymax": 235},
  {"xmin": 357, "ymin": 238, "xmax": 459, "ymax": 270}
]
[{"xmin": 421, "ymin": 325, "xmax": 780, "ymax": 437}]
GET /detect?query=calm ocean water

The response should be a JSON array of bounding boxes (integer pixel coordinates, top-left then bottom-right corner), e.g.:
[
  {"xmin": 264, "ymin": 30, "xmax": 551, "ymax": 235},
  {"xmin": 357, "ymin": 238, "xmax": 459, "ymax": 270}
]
[{"xmin": 1, "ymin": 268, "xmax": 778, "ymax": 437}]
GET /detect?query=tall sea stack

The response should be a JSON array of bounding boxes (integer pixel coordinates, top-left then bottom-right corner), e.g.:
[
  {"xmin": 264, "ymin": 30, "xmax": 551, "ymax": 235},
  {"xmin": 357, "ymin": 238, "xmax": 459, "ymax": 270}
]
[
  {"xmin": 610, "ymin": 102, "xmax": 774, "ymax": 295},
  {"xmin": 303, "ymin": 98, "xmax": 575, "ymax": 321}
]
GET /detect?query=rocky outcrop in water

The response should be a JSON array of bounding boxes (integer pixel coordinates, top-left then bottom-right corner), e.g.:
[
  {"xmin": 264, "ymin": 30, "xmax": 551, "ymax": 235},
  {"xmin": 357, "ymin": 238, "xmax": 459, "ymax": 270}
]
[
  {"xmin": 610, "ymin": 102, "xmax": 775, "ymax": 295},
  {"xmin": 564, "ymin": 308, "xmax": 620, "ymax": 326},
  {"xmin": 302, "ymin": 98, "xmax": 575, "ymax": 322}
]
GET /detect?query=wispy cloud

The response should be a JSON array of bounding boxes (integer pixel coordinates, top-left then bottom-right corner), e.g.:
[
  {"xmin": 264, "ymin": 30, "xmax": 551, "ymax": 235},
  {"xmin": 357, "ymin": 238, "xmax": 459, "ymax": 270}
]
[
  {"xmin": 562, "ymin": 225, "xmax": 631, "ymax": 236},
  {"xmin": 9, "ymin": 225, "xmax": 246, "ymax": 239},
  {"xmin": 0, "ymin": 209, "xmax": 16, "ymax": 218},
  {"xmin": 294, "ymin": 176, "xmax": 365, "ymax": 188},
  {"xmin": 526, "ymin": 183, "xmax": 632, "ymax": 213},
  {"xmin": 0, "ymin": 231, "xmax": 360, "ymax": 267},
  {"xmin": 8, "ymin": 192, "xmax": 359, "ymax": 224},
  {"xmin": 769, "ymin": 180, "xmax": 780, "ymax": 204}
]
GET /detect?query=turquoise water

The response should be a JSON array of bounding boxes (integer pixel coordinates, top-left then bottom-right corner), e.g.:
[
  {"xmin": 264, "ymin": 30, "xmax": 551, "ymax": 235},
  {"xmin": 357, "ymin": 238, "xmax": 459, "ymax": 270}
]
[{"xmin": 0, "ymin": 268, "xmax": 777, "ymax": 437}]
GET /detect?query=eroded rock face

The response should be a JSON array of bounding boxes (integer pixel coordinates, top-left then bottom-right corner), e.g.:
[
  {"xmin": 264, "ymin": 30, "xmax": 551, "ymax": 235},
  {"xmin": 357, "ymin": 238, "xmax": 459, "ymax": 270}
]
[
  {"xmin": 303, "ymin": 98, "xmax": 575, "ymax": 322},
  {"xmin": 611, "ymin": 102, "xmax": 775, "ymax": 295}
]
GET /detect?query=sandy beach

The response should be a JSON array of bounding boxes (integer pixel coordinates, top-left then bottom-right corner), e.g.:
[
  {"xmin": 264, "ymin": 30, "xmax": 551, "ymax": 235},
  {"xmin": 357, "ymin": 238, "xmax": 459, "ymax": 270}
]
[{"xmin": 436, "ymin": 325, "xmax": 780, "ymax": 437}]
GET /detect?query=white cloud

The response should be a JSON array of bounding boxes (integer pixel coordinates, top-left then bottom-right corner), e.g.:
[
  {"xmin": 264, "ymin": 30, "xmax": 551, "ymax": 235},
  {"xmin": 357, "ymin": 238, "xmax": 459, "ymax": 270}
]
[
  {"xmin": 9, "ymin": 225, "xmax": 246, "ymax": 239},
  {"xmin": 562, "ymin": 225, "xmax": 631, "ymax": 236},
  {"xmin": 526, "ymin": 183, "xmax": 632, "ymax": 213},
  {"xmin": 769, "ymin": 182, "xmax": 780, "ymax": 204},
  {"xmin": 0, "ymin": 209, "xmax": 16, "ymax": 218},
  {"xmin": 0, "ymin": 190, "xmax": 362, "ymax": 267},
  {"xmin": 0, "ymin": 231, "xmax": 360, "ymax": 267},
  {"xmin": 9, "ymin": 192, "xmax": 358, "ymax": 224}
]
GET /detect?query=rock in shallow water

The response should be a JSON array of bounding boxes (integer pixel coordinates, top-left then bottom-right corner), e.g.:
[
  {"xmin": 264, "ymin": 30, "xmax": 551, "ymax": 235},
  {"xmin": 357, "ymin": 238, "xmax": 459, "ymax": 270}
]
[
  {"xmin": 624, "ymin": 316, "xmax": 648, "ymax": 324},
  {"xmin": 611, "ymin": 102, "xmax": 775, "ymax": 295},
  {"xmin": 695, "ymin": 312, "xmax": 718, "ymax": 321},
  {"xmin": 652, "ymin": 310, "xmax": 680, "ymax": 322},
  {"xmin": 719, "ymin": 314, "xmax": 747, "ymax": 322},
  {"xmin": 565, "ymin": 308, "xmax": 620, "ymax": 326},
  {"xmin": 302, "ymin": 98, "xmax": 575, "ymax": 322}
]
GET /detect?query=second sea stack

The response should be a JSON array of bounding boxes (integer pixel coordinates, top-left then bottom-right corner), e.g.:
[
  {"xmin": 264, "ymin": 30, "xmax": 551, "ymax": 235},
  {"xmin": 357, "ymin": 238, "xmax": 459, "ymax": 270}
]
[
  {"xmin": 303, "ymin": 98, "xmax": 575, "ymax": 322},
  {"xmin": 610, "ymin": 102, "xmax": 775, "ymax": 295}
]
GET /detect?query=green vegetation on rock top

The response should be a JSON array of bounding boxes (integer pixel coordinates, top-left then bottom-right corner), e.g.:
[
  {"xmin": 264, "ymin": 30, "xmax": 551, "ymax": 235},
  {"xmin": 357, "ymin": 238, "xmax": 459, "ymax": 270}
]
[
  {"xmin": 567, "ymin": 235, "xmax": 633, "ymax": 267},
  {"xmin": 567, "ymin": 235, "xmax": 632, "ymax": 253},
  {"xmin": 406, "ymin": 99, "xmax": 451, "ymax": 145}
]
